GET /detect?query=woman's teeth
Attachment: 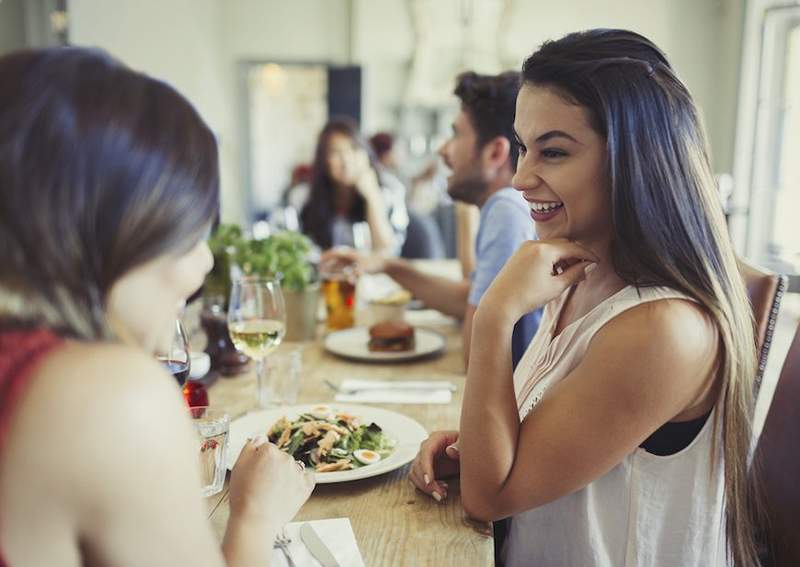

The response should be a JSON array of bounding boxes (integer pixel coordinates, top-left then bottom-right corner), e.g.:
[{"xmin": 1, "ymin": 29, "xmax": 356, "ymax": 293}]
[{"xmin": 530, "ymin": 201, "xmax": 564, "ymax": 213}]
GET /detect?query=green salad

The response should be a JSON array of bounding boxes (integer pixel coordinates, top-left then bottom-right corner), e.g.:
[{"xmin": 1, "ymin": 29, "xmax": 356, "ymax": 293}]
[{"xmin": 267, "ymin": 405, "xmax": 395, "ymax": 472}]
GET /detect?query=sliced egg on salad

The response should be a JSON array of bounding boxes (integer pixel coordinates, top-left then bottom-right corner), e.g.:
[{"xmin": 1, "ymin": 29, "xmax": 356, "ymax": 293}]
[
  {"xmin": 353, "ymin": 449, "xmax": 381, "ymax": 466},
  {"xmin": 310, "ymin": 405, "xmax": 334, "ymax": 420}
]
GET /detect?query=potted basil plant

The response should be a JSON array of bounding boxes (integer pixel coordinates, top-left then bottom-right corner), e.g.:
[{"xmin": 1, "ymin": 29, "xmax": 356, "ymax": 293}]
[{"xmin": 232, "ymin": 230, "xmax": 319, "ymax": 342}]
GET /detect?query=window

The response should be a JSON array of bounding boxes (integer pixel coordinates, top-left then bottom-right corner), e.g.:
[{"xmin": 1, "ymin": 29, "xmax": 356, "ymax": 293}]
[
  {"xmin": 770, "ymin": 24, "xmax": 799, "ymax": 265},
  {"xmin": 739, "ymin": 4, "xmax": 800, "ymax": 279}
]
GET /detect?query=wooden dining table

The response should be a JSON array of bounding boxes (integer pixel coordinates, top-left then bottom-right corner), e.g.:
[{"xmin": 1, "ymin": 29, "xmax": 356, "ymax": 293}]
[{"xmin": 204, "ymin": 261, "xmax": 494, "ymax": 566}]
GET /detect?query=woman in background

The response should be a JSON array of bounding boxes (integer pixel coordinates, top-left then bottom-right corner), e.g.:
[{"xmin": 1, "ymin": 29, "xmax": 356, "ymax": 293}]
[
  {"xmin": 298, "ymin": 118, "xmax": 407, "ymax": 254},
  {"xmin": 0, "ymin": 48, "xmax": 313, "ymax": 566},
  {"xmin": 411, "ymin": 29, "xmax": 763, "ymax": 566}
]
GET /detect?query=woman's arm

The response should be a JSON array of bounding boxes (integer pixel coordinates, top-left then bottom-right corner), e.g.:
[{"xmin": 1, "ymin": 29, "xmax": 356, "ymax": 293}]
[
  {"xmin": 459, "ymin": 293, "xmax": 719, "ymax": 521},
  {"xmin": 455, "ymin": 202, "xmax": 480, "ymax": 278},
  {"xmin": 352, "ymin": 151, "xmax": 399, "ymax": 255},
  {"xmin": 359, "ymin": 180, "xmax": 397, "ymax": 254}
]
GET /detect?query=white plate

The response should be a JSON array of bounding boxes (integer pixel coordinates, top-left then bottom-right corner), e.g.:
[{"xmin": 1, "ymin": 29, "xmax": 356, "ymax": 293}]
[
  {"xmin": 226, "ymin": 404, "xmax": 428, "ymax": 483},
  {"xmin": 324, "ymin": 327, "xmax": 445, "ymax": 362}
]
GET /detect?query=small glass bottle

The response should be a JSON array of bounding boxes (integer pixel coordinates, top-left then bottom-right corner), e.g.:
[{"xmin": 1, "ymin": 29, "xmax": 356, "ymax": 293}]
[{"xmin": 183, "ymin": 377, "xmax": 209, "ymax": 408}]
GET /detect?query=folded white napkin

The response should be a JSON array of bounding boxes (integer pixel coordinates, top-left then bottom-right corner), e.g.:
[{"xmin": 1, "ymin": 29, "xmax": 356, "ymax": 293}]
[
  {"xmin": 272, "ymin": 517, "xmax": 364, "ymax": 567},
  {"xmin": 404, "ymin": 308, "xmax": 458, "ymax": 327},
  {"xmin": 334, "ymin": 379, "xmax": 454, "ymax": 404}
]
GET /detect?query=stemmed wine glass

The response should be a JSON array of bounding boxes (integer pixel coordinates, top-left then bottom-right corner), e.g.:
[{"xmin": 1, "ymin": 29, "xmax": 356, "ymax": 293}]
[
  {"xmin": 155, "ymin": 319, "xmax": 191, "ymax": 386},
  {"xmin": 227, "ymin": 275, "xmax": 286, "ymax": 408}
]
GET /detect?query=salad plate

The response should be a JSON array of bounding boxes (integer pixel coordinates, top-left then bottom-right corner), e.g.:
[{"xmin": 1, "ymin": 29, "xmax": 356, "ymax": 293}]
[{"xmin": 226, "ymin": 403, "xmax": 428, "ymax": 483}]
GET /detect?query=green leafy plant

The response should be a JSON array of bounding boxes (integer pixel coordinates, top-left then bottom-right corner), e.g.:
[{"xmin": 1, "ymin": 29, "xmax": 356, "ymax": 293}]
[
  {"xmin": 204, "ymin": 224, "xmax": 316, "ymax": 302},
  {"xmin": 205, "ymin": 223, "xmax": 243, "ymax": 301},
  {"xmin": 233, "ymin": 230, "xmax": 316, "ymax": 292}
]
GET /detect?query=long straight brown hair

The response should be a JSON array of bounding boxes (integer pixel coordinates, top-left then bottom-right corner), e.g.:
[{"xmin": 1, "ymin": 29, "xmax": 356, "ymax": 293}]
[
  {"xmin": 0, "ymin": 48, "xmax": 219, "ymax": 339},
  {"xmin": 522, "ymin": 30, "xmax": 761, "ymax": 566}
]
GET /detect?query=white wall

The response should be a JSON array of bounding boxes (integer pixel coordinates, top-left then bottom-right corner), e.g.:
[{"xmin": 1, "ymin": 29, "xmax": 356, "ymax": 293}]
[
  {"xmin": 215, "ymin": 0, "xmax": 350, "ymax": 217},
  {"xmin": 67, "ymin": 0, "xmax": 745, "ymax": 222},
  {"xmin": 69, "ymin": 0, "xmax": 353, "ymax": 222},
  {"xmin": 353, "ymin": 0, "xmax": 413, "ymax": 131},
  {"xmin": 0, "ymin": 0, "xmax": 27, "ymax": 54},
  {"xmin": 69, "ymin": 0, "xmax": 224, "ymax": 125},
  {"xmin": 68, "ymin": 0, "xmax": 240, "ymax": 217},
  {"xmin": 218, "ymin": 0, "xmax": 350, "ymax": 63},
  {"xmin": 480, "ymin": 0, "xmax": 742, "ymax": 173},
  {"xmin": 355, "ymin": 0, "xmax": 744, "ymax": 172}
]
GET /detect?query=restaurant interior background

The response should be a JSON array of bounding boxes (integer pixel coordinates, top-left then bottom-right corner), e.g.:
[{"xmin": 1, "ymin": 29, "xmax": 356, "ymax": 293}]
[{"xmin": 0, "ymin": 0, "xmax": 797, "ymax": 288}]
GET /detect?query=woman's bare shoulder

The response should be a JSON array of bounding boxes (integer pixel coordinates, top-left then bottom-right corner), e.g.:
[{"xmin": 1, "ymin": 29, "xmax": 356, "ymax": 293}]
[
  {"xmin": 625, "ymin": 296, "xmax": 716, "ymax": 344},
  {"xmin": 586, "ymin": 297, "xmax": 719, "ymax": 407},
  {"xmin": 2, "ymin": 341, "xmax": 221, "ymax": 566},
  {"xmin": 32, "ymin": 339, "xmax": 177, "ymax": 402},
  {"xmin": 10, "ymin": 339, "xmax": 186, "ymax": 473}
]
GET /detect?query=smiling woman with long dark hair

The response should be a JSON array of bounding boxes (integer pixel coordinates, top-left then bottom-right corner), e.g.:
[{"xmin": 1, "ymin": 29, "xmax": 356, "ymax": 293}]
[
  {"xmin": 411, "ymin": 29, "xmax": 763, "ymax": 566},
  {"xmin": 0, "ymin": 48, "xmax": 313, "ymax": 566}
]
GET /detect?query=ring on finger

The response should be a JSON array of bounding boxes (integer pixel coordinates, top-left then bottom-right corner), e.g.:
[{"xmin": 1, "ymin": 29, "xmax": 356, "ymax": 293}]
[{"xmin": 295, "ymin": 460, "xmax": 306, "ymax": 472}]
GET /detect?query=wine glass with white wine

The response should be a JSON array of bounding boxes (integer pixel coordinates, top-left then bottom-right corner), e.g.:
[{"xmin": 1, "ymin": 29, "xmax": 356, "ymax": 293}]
[{"xmin": 227, "ymin": 275, "xmax": 286, "ymax": 408}]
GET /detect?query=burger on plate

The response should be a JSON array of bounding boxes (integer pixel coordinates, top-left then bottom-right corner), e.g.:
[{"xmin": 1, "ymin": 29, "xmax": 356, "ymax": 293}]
[{"xmin": 367, "ymin": 320, "xmax": 416, "ymax": 352}]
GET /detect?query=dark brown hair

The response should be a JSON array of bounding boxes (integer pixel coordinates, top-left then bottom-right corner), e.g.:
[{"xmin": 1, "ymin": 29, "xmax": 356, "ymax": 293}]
[
  {"xmin": 454, "ymin": 70, "xmax": 521, "ymax": 172},
  {"xmin": 0, "ymin": 47, "xmax": 219, "ymax": 338}
]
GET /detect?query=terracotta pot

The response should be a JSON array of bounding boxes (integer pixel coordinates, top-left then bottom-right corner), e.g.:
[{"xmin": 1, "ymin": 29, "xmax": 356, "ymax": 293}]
[{"xmin": 283, "ymin": 283, "xmax": 320, "ymax": 342}]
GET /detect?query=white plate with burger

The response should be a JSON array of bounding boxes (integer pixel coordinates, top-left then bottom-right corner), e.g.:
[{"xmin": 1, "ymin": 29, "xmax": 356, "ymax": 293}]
[{"xmin": 324, "ymin": 321, "xmax": 445, "ymax": 362}]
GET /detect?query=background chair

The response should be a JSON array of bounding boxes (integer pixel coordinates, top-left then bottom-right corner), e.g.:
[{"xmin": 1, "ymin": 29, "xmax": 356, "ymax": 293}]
[
  {"xmin": 738, "ymin": 260, "xmax": 788, "ymax": 396},
  {"xmin": 752, "ymin": 322, "xmax": 800, "ymax": 566},
  {"xmin": 401, "ymin": 209, "xmax": 446, "ymax": 259}
]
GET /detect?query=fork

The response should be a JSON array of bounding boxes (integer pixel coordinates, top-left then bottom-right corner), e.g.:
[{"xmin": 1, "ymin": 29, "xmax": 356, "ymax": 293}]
[{"xmin": 274, "ymin": 529, "xmax": 297, "ymax": 567}]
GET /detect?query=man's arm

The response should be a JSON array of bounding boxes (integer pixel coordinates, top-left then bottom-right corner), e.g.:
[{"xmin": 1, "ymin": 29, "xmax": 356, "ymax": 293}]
[
  {"xmin": 461, "ymin": 304, "xmax": 477, "ymax": 368},
  {"xmin": 385, "ymin": 258, "xmax": 470, "ymax": 318},
  {"xmin": 455, "ymin": 202, "xmax": 480, "ymax": 278}
]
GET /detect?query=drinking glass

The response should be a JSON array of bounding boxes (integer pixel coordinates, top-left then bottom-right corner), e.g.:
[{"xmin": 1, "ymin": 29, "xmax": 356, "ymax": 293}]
[
  {"xmin": 190, "ymin": 407, "xmax": 229, "ymax": 497},
  {"xmin": 227, "ymin": 275, "xmax": 286, "ymax": 407},
  {"xmin": 264, "ymin": 347, "xmax": 302, "ymax": 406},
  {"xmin": 320, "ymin": 260, "xmax": 358, "ymax": 330},
  {"xmin": 155, "ymin": 319, "xmax": 190, "ymax": 386}
]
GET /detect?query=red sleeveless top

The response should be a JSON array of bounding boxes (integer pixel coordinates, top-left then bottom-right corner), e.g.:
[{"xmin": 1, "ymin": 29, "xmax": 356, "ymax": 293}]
[{"xmin": 0, "ymin": 329, "xmax": 64, "ymax": 567}]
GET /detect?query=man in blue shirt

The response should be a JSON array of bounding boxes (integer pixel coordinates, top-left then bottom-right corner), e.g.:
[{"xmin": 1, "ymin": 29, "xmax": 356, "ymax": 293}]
[{"xmin": 326, "ymin": 71, "xmax": 540, "ymax": 368}]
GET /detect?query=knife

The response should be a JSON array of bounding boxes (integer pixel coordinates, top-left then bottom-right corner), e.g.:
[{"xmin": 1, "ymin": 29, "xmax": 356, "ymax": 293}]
[{"xmin": 299, "ymin": 523, "xmax": 340, "ymax": 567}]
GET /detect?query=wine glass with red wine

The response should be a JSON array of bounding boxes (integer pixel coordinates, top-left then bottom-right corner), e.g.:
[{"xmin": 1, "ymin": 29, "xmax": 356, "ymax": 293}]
[{"xmin": 156, "ymin": 319, "xmax": 191, "ymax": 386}]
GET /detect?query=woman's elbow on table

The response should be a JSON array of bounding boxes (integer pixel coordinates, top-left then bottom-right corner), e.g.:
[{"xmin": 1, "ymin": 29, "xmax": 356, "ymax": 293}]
[
  {"xmin": 461, "ymin": 474, "xmax": 561, "ymax": 522},
  {"xmin": 460, "ymin": 483, "xmax": 516, "ymax": 523}
]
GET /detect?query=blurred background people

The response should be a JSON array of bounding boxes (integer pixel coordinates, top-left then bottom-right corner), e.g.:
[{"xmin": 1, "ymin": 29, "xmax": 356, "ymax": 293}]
[
  {"xmin": 324, "ymin": 71, "xmax": 541, "ymax": 368},
  {"xmin": 369, "ymin": 131, "xmax": 400, "ymax": 173},
  {"xmin": 296, "ymin": 117, "xmax": 408, "ymax": 255}
]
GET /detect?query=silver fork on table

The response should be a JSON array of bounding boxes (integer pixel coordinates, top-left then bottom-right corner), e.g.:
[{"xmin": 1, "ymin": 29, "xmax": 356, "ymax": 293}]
[{"xmin": 274, "ymin": 529, "xmax": 296, "ymax": 567}]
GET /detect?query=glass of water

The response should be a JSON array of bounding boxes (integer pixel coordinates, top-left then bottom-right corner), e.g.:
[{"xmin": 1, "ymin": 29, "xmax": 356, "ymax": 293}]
[
  {"xmin": 263, "ymin": 347, "xmax": 302, "ymax": 406},
  {"xmin": 190, "ymin": 407, "xmax": 229, "ymax": 497}
]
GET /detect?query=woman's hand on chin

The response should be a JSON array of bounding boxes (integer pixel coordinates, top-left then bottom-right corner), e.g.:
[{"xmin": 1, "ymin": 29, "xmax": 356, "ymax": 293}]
[
  {"xmin": 479, "ymin": 239, "xmax": 599, "ymax": 323},
  {"xmin": 352, "ymin": 149, "xmax": 381, "ymax": 200}
]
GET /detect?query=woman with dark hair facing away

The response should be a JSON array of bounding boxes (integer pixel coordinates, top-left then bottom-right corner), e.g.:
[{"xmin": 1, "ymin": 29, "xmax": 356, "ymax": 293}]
[
  {"xmin": 0, "ymin": 48, "xmax": 313, "ymax": 566},
  {"xmin": 410, "ymin": 30, "xmax": 763, "ymax": 566},
  {"xmin": 299, "ymin": 117, "xmax": 408, "ymax": 254}
]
